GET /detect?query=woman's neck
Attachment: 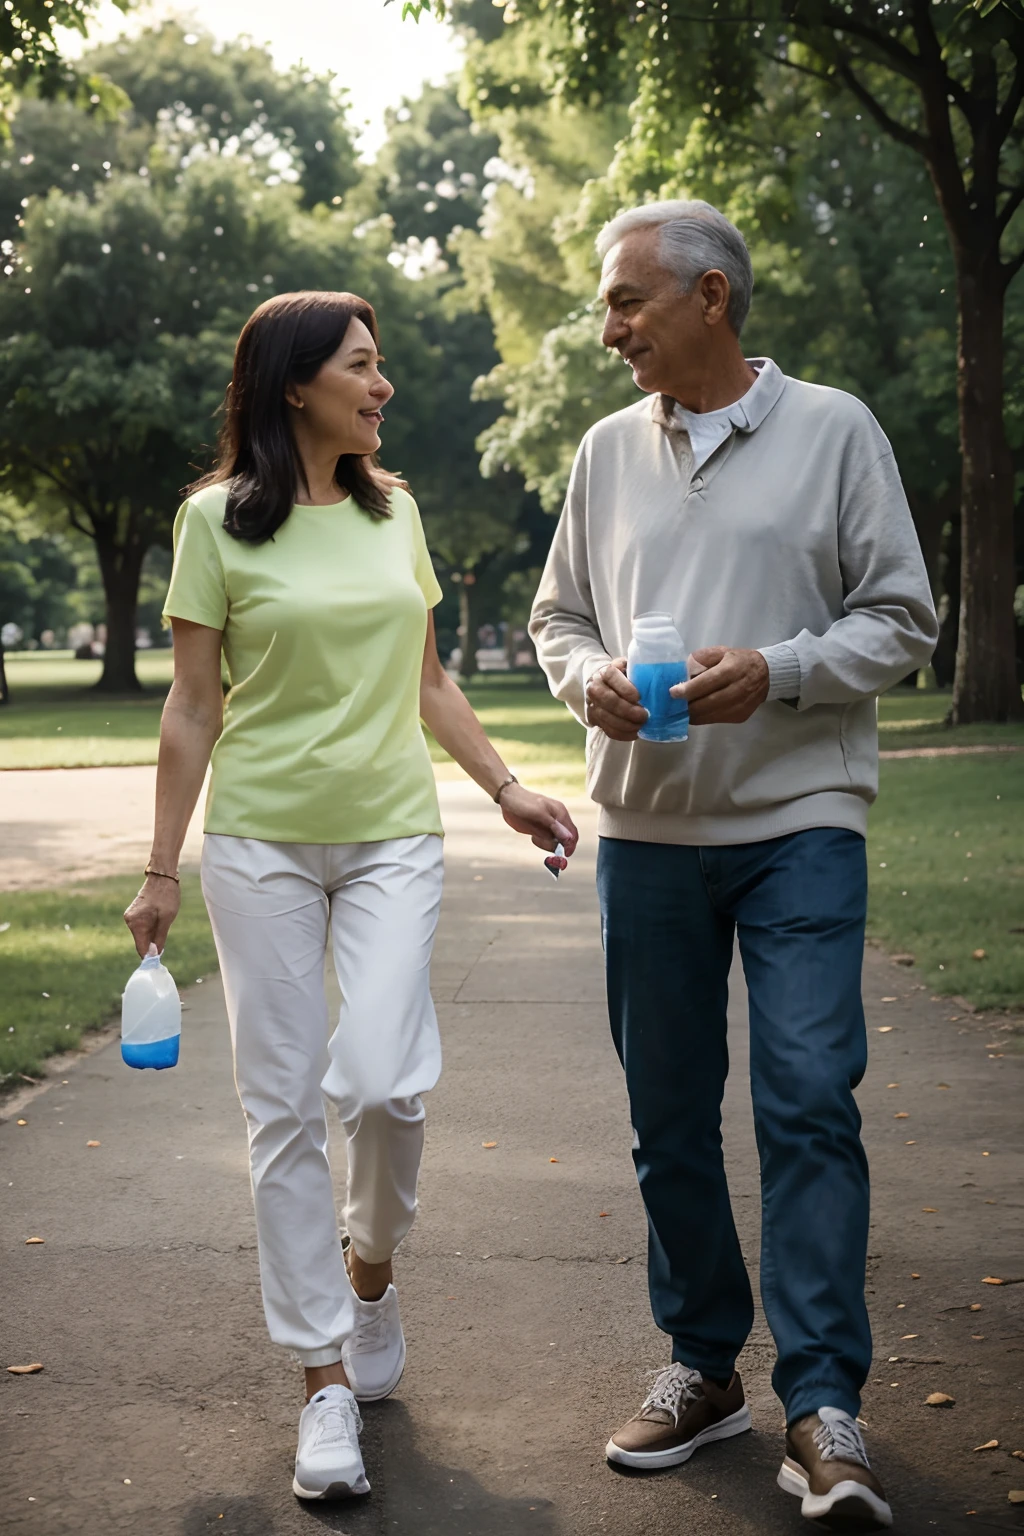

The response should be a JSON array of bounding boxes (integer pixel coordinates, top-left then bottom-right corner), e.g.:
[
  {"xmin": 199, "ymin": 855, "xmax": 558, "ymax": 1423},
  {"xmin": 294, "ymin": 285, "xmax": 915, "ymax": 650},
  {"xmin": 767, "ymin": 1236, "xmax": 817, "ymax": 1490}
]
[
  {"xmin": 295, "ymin": 458, "xmax": 345, "ymax": 505},
  {"xmin": 291, "ymin": 428, "xmax": 352, "ymax": 506}
]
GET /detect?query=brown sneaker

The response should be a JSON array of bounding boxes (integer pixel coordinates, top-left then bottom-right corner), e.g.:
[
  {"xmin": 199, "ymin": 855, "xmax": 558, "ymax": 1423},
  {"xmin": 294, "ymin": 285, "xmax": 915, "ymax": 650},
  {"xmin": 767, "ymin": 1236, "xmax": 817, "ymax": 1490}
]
[
  {"xmin": 606, "ymin": 1363, "xmax": 751, "ymax": 1469},
  {"xmin": 778, "ymin": 1407, "xmax": 892, "ymax": 1529}
]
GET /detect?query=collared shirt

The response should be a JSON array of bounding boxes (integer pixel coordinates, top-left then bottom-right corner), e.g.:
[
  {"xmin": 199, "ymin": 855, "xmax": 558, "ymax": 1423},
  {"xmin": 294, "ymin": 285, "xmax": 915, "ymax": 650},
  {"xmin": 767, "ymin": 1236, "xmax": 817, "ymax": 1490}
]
[{"xmin": 665, "ymin": 358, "xmax": 778, "ymax": 472}]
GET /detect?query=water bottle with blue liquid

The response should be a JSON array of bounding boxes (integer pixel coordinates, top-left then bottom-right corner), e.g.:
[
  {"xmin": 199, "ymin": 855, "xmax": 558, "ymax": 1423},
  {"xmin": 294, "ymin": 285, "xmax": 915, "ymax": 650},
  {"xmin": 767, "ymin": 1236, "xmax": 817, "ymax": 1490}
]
[
  {"xmin": 627, "ymin": 612, "xmax": 689, "ymax": 743},
  {"xmin": 121, "ymin": 945, "xmax": 181, "ymax": 1069}
]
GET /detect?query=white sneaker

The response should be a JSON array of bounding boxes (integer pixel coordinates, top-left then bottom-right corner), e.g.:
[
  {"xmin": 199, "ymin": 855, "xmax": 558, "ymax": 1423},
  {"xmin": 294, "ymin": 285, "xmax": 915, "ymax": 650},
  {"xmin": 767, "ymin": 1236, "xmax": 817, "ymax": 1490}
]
[
  {"xmin": 292, "ymin": 1384, "xmax": 370, "ymax": 1500},
  {"xmin": 342, "ymin": 1284, "xmax": 406, "ymax": 1402}
]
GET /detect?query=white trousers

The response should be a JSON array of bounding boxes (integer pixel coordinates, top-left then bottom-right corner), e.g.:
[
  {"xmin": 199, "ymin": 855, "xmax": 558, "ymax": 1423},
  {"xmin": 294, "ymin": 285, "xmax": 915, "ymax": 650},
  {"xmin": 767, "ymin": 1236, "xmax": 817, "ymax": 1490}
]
[{"xmin": 201, "ymin": 832, "xmax": 444, "ymax": 1367}]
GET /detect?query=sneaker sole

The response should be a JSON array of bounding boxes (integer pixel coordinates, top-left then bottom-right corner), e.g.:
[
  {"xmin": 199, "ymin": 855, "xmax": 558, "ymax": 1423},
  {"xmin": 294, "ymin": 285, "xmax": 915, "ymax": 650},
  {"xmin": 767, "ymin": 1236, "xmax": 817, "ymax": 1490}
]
[
  {"xmin": 292, "ymin": 1474, "xmax": 371, "ymax": 1501},
  {"xmin": 778, "ymin": 1458, "xmax": 893, "ymax": 1530},
  {"xmin": 344, "ymin": 1332, "xmax": 407, "ymax": 1404},
  {"xmin": 606, "ymin": 1404, "xmax": 752, "ymax": 1470}
]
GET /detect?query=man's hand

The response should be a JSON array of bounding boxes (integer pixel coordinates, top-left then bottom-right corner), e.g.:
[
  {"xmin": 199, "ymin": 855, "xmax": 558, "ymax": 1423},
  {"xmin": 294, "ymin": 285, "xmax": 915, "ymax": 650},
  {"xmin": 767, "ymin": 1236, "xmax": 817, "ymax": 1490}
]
[
  {"xmin": 585, "ymin": 659, "xmax": 648, "ymax": 741},
  {"xmin": 671, "ymin": 647, "xmax": 769, "ymax": 725}
]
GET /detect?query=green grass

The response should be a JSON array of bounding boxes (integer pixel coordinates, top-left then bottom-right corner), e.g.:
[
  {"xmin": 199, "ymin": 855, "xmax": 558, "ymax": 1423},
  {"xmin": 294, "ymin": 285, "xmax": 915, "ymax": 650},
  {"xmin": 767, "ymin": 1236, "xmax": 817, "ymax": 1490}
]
[
  {"xmin": 429, "ymin": 675, "xmax": 588, "ymax": 794},
  {"xmin": 867, "ymin": 755, "xmax": 1024, "ymax": 1011},
  {"xmin": 0, "ymin": 651, "xmax": 174, "ymax": 768},
  {"xmin": 877, "ymin": 687, "xmax": 1024, "ymax": 750},
  {"xmin": 3, "ymin": 657, "xmax": 1020, "ymax": 770},
  {"xmin": 0, "ymin": 873, "xmax": 217, "ymax": 1087}
]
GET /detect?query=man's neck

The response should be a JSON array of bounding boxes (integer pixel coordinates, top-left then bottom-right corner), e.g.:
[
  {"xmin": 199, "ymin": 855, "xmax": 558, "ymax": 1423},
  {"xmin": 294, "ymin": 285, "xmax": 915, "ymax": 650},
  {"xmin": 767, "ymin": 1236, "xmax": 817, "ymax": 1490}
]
[{"xmin": 665, "ymin": 352, "xmax": 758, "ymax": 416}]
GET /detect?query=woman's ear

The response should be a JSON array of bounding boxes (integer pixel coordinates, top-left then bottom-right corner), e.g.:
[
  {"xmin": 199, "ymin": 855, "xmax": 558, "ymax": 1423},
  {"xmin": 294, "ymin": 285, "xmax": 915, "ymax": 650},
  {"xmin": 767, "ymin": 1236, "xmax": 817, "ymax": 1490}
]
[{"xmin": 284, "ymin": 383, "xmax": 305, "ymax": 410}]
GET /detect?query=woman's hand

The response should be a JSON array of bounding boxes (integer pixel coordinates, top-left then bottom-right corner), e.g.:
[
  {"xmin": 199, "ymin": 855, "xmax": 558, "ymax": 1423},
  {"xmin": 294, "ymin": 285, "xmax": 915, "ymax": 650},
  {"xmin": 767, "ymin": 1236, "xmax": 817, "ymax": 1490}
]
[
  {"xmin": 498, "ymin": 783, "xmax": 579, "ymax": 858},
  {"xmin": 124, "ymin": 875, "xmax": 181, "ymax": 958}
]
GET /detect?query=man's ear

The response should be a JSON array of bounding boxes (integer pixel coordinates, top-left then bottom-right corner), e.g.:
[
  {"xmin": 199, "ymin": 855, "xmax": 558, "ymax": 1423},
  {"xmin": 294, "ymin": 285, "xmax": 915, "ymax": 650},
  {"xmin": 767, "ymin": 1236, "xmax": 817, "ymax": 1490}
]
[{"xmin": 699, "ymin": 269, "xmax": 732, "ymax": 327}]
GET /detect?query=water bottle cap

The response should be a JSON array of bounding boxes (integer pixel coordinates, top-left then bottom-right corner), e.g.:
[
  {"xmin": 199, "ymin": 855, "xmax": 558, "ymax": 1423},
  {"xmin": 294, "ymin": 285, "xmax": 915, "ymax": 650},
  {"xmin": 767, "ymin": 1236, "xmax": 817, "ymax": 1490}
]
[
  {"xmin": 139, "ymin": 952, "xmax": 162, "ymax": 970},
  {"xmin": 632, "ymin": 612, "xmax": 679, "ymax": 635}
]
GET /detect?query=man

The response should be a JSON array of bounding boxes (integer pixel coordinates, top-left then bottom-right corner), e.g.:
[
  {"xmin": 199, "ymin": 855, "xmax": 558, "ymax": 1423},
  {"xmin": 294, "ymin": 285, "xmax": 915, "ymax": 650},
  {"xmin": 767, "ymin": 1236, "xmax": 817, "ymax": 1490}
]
[{"xmin": 530, "ymin": 200, "xmax": 937, "ymax": 1532}]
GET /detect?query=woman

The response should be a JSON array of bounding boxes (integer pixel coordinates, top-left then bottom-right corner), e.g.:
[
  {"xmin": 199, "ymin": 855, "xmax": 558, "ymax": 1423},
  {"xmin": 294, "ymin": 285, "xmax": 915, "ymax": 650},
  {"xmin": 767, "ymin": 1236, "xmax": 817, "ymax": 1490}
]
[{"xmin": 124, "ymin": 290, "xmax": 578, "ymax": 1503}]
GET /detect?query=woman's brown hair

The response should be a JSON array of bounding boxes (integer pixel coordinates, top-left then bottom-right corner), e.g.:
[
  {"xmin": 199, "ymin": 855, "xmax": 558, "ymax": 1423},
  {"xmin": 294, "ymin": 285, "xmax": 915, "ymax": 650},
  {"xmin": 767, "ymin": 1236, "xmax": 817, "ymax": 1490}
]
[{"xmin": 190, "ymin": 290, "xmax": 400, "ymax": 544}]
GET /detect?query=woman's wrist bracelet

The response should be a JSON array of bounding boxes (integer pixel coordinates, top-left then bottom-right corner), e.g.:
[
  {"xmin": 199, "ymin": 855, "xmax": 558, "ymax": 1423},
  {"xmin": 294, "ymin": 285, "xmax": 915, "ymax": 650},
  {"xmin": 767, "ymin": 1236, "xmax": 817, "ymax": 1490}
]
[
  {"xmin": 493, "ymin": 773, "xmax": 519, "ymax": 804},
  {"xmin": 144, "ymin": 865, "xmax": 180, "ymax": 884}
]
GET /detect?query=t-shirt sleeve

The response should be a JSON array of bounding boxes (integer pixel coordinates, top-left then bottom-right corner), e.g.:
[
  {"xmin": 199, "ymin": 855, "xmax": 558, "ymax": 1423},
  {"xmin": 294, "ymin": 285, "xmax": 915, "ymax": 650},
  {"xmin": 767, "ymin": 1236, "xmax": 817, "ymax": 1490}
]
[
  {"xmin": 407, "ymin": 495, "xmax": 443, "ymax": 609},
  {"xmin": 163, "ymin": 500, "xmax": 229, "ymax": 630}
]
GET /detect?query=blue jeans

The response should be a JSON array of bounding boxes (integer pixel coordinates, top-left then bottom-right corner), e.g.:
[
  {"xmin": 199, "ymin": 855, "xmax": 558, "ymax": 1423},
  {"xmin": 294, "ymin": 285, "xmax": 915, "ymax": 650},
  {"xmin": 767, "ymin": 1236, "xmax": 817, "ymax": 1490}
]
[{"xmin": 596, "ymin": 828, "xmax": 872, "ymax": 1424}]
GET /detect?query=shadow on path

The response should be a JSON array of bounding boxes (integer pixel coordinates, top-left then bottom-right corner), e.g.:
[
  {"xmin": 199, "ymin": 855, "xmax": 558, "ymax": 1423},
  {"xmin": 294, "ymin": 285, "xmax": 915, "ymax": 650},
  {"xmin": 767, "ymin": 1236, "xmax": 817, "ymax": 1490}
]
[{"xmin": 179, "ymin": 1401, "xmax": 558, "ymax": 1536}]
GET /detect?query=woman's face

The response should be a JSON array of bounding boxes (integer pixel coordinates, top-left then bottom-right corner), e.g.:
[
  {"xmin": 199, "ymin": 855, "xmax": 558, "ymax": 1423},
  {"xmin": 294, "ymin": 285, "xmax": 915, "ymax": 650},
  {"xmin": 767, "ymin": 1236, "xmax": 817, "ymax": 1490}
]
[{"xmin": 288, "ymin": 316, "xmax": 395, "ymax": 456}]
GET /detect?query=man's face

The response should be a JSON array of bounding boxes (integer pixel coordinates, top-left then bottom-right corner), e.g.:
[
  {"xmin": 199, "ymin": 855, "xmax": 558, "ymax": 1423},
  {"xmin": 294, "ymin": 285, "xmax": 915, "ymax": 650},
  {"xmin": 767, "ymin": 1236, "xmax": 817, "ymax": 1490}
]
[{"xmin": 598, "ymin": 227, "xmax": 710, "ymax": 396}]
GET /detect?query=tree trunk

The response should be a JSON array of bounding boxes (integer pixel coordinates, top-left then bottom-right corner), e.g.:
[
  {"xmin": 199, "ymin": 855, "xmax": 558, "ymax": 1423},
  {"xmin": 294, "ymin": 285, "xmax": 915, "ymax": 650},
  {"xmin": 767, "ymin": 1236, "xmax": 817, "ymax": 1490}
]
[
  {"xmin": 94, "ymin": 536, "xmax": 145, "ymax": 694},
  {"xmin": 458, "ymin": 581, "xmax": 479, "ymax": 683},
  {"xmin": 951, "ymin": 269, "xmax": 1024, "ymax": 722},
  {"xmin": 933, "ymin": 513, "xmax": 960, "ymax": 690},
  {"xmin": 0, "ymin": 643, "xmax": 8, "ymax": 706}
]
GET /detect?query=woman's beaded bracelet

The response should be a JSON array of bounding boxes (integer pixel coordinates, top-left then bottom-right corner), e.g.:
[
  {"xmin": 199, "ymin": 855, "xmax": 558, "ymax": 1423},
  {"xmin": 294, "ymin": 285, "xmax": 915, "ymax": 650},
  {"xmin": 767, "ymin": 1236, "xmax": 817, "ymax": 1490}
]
[{"xmin": 144, "ymin": 865, "xmax": 180, "ymax": 884}]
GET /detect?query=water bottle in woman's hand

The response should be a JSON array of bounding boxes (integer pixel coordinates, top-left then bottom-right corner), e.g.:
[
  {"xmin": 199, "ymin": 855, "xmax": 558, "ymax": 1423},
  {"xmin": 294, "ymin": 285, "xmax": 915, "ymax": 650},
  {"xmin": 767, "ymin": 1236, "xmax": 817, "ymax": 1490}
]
[
  {"xmin": 627, "ymin": 612, "xmax": 689, "ymax": 742},
  {"xmin": 121, "ymin": 944, "xmax": 181, "ymax": 1070}
]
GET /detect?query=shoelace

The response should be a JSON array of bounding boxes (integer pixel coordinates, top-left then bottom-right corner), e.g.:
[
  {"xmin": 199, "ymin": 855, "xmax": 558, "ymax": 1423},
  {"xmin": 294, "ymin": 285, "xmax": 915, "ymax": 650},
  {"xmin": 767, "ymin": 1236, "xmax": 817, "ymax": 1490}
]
[
  {"xmin": 309, "ymin": 1391, "xmax": 362, "ymax": 1451},
  {"xmin": 350, "ymin": 1303, "xmax": 389, "ymax": 1351},
  {"xmin": 813, "ymin": 1408, "xmax": 870, "ymax": 1469},
  {"xmin": 641, "ymin": 1362, "xmax": 704, "ymax": 1419}
]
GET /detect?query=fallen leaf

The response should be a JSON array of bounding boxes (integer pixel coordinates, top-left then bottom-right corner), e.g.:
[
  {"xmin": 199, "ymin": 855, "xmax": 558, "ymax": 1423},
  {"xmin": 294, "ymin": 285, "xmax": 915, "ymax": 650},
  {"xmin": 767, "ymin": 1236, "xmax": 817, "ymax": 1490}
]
[
  {"xmin": 16, "ymin": 1119, "xmax": 26, "ymax": 1126},
  {"xmin": 1009, "ymin": 1491, "xmax": 1024, "ymax": 1505},
  {"xmin": 895, "ymin": 1112, "xmax": 909, "ymax": 1119},
  {"xmin": 1012, "ymin": 1451, "xmax": 1024, "ymax": 1460},
  {"xmin": 881, "ymin": 996, "xmax": 898, "ymax": 1003},
  {"xmin": 24, "ymin": 1237, "xmax": 44, "ymax": 1245},
  {"xmin": 972, "ymin": 1334, "xmax": 985, "ymax": 1340},
  {"xmin": 877, "ymin": 1025, "xmax": 894, "ymax": 1033},
  {"xmin": 970, "ymin": 1304, "xmax": 982, "ymax": 1311},
  {"xmin": 549, "ymin": 1158, "xmax": 559, "ymax": 1163},
  {"xmin": 7, "ymin": 1363, "xmax": 43, "ymax": 1375},
  {"xmin": 983, "ymin": 1277, "xmax": 1005, "ymax": 1285},
  {"xmin": 887, "ymin": 1082, "xmax": 900, "ymax": 1088},
  {"xmin": 972, "ymin": 949, "xmax": 987, "ymax": 960},
  {"xmin": 922, "ymin": 1207, "xmax": 938, "ymax": 1213},
  {"xmin": 481, "ymin": 1142, "xmax": 497, "ymax": 1149},
  {"xmin": 905, "ymin": 1140, "xmax": 916, "ymax": 1145},
  {"xmin": 911, "ymin": 1272, "xmax": 921, "ymax": 1278},
  {"xmin": 86, "ymin": 1140, "xmax": 101, "ymax": 1148},
  {"xmin": 925, "ymin": 1392, "xmax": 955, "ymax": 1407},
  {"xmin": 900, "ymin": 1334, "xmax": 919, "ymax": 1340},
  {"xmin": 598, "ymin": 1212, "xmax": 609, "ymax": 1217},
  {"xmin": 937, "ymin": 1083, "xmax": 950, "ymax": 1089},
  {"xmin": 973, "ymin": 1440, "xmax": 999, "ymax": 1451},
  {"xmin": 614, "ymin": 1256, "xmax": 631, "ymax": 1264}
]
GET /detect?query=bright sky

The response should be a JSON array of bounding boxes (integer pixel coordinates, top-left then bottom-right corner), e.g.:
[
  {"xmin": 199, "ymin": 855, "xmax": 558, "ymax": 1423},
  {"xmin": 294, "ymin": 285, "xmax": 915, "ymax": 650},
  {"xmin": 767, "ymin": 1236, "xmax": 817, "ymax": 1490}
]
[{"xmin": 57, "ymin": 0, "xmax": 465, "ymax": 156}]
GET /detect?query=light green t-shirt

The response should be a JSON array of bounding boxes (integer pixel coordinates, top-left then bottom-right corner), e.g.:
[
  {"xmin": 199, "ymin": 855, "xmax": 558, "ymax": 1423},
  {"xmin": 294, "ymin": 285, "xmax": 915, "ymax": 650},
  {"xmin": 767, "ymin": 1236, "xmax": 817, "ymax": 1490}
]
[{"xmin": 163, "ymin": 481, "xmax": 444, "ymax": 845}]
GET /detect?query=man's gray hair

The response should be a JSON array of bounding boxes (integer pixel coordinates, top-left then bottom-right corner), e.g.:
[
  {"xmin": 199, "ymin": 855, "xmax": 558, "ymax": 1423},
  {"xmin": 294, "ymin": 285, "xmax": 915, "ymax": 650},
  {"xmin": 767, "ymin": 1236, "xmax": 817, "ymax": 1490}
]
[{"xmin": 596, "ymin": 199, "xmax": 754, "ymax": 335}]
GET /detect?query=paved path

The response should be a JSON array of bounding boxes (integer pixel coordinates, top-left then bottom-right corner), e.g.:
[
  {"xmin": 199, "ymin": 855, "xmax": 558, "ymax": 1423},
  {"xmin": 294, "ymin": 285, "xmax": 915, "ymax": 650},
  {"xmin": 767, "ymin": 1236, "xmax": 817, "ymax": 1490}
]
[
  {"xmin": 0, "ymin": 766, "xmax": 206, "ymax": 890},
  {"xmin": 2, "ymin": 782, "xmax": 1023, "ymax": 1535}
]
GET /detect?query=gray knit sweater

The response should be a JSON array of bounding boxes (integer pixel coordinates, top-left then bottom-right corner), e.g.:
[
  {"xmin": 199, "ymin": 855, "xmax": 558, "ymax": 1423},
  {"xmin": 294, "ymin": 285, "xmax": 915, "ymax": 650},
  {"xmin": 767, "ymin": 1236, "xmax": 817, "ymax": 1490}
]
[{"xmin": 529, "ymin": 360, "xmax": 938, "ymax": 845}]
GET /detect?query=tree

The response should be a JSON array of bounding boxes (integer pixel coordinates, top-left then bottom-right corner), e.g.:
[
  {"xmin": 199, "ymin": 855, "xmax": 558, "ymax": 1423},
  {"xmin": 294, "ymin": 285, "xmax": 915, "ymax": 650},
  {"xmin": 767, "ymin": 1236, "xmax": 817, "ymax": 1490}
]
[
  {"xmin": 0, "ymin": 159, "xmax": 312, "ymax": 690},
  {"xmin": 0, "ymin": 498, "xmax": 77, "ymax": 703},
  {"xmin": 87, "ymin": 22, "xmax": 360, "ymax": 212},
  {"xmin": 1, "ymin": 22, "xmax": 361, "ymax": 245},
  {"xmin": 400, "ymin": 0, "xmax": 1024, "ymax": 720},
  {"xmin": 0, "ymin": 25, "xmax": 405, "ymax": 693},
  {"xmin": 0, "ymin": 0, "xmax": 123, "ymax": 106}
]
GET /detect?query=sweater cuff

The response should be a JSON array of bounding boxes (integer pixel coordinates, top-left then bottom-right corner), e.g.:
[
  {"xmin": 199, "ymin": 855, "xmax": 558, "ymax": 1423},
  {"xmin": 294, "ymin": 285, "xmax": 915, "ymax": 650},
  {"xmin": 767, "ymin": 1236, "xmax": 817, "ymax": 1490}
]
[{"xmin": 759, "ymin": 643, "xmax": 802, "ymax": 703}]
